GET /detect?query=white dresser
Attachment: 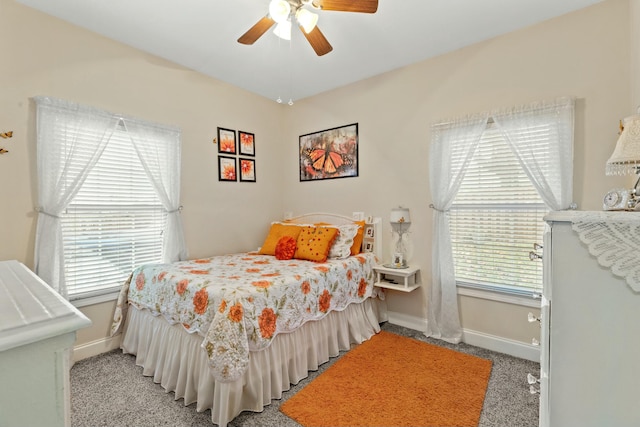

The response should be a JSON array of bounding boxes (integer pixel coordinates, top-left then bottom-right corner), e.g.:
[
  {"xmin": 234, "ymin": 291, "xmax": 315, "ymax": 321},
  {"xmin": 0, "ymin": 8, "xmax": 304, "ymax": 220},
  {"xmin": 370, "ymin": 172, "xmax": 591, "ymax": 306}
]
[
  {"xmin": 0, "ymin": 260, "xmax": 91, "ymax": 427},
  {"xmin": 540, "ymin": 211, "xmax": 640, "ymax": 427}
]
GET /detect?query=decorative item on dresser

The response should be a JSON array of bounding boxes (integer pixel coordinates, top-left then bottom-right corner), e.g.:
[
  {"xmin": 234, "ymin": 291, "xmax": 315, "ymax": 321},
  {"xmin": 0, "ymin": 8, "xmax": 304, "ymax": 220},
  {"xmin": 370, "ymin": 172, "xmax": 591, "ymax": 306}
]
[
  {"xmin": 603, "ymin": 113, "xmax": 640, "ymax": 210},
  {"xmin": 0, "ymin": 260, "xmax": 91, "ymax": 427},
  {"xmin": 537, "ymin": 211, "xmax": 640, "ymax": 427}
]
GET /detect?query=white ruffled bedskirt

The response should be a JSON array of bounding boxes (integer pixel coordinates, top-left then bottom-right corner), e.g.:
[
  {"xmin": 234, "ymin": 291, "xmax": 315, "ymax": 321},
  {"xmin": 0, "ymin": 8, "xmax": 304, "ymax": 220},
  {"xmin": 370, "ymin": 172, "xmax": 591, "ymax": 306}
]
[{"xmin": 120, "ymin": 298, "xmax": 382, "ymax": 427}]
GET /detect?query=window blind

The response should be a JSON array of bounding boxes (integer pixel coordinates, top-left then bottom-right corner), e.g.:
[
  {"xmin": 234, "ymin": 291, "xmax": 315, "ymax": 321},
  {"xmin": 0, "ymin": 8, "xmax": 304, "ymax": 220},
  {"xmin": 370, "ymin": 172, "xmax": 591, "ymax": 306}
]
[
  {"xmin": 450, "ymin": 125, "xmax": 546, "ymax": 293},
  {"xmin": 61, "ymin": 126, "xmax": 166, "ymax": 300}
]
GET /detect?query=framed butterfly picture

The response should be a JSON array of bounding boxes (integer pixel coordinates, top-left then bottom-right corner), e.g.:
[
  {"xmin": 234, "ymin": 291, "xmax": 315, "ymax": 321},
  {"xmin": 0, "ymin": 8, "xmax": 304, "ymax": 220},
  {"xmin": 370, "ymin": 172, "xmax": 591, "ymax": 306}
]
[{"xmin": 299, "ymin": 123, "xmax": 358, "ymax": 181}]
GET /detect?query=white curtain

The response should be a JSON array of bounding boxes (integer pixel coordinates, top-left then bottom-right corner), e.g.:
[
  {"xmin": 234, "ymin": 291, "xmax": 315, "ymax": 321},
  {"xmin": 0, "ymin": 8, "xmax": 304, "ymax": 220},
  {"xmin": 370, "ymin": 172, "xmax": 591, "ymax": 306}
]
[
  {"xmin": 492, "ymin": 97, "xmax": 575, "ymax": 211},
  {"xmin": 34, "ymin": 96, "xmax": 118, "ymax": 299},
  {"xmin": 427, "ymin": 113, "xmax": 489, "ymax": 343},
  {"xmin": 123, "ymin": 118, "xmax": 188, "ymax": 263}
]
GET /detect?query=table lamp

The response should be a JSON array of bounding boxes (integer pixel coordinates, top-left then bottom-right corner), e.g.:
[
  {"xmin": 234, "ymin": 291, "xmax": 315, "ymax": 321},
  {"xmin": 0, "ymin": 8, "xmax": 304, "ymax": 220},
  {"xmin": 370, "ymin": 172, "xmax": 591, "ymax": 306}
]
[{"xmin": 390, "ymin": 207, "xmax": 411, "ymax": 267}]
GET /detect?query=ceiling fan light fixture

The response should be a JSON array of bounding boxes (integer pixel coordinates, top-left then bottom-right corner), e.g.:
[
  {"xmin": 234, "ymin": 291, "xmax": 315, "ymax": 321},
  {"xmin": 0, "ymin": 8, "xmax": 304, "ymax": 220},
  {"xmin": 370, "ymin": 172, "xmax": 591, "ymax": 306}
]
[
  {"xmin": 273, "ymin": 19, "xmax": 292, "ymax": 40},
  {"xmin": 296, "ymin": 8, "xmax": 318, "ymax": 33},
  {"xmin": 268, "ymin": 0, "xmax": 291, "ymax": 23}
]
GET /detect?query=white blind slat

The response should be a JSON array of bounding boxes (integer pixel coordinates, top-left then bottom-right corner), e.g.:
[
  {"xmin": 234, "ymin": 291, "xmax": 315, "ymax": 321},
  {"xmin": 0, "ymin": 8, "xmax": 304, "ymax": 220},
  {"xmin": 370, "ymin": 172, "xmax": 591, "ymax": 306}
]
[
  {"xmin": 450, "ymin": 126, "xmax": 546, "ymax": 292},
  {"xmin": 61, "ymin": 127, "xmax": 166, "ymax": 299}
]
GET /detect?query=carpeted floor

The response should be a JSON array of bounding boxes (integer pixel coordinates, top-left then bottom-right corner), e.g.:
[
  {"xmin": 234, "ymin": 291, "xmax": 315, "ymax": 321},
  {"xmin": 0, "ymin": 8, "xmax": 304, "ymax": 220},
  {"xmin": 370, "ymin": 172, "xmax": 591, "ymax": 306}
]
[{"xmin": 70, "ymin": 322, "xmax": 540, "ymax": 427}]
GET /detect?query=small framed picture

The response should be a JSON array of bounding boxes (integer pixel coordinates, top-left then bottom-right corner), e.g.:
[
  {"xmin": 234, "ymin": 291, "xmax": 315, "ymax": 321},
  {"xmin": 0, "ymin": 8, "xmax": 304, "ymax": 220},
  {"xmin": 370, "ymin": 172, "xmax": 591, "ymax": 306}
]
[
  {"xmin": 366, "ymin": 215, "xmax": 373, "ymax": 224},
  {"xmin": 364, "ymin": 242, "xmax": 374, "ymax": 253},
  {"xmin": 365, "ymin": 226, "xmax": 374, "ymax": 238},
  {"xmin": 239, "ymin": 158, "xmax": 256, "ymax": 182},
  {"xmin": 217, "ymin": 127, "xmax": 236, "ymax": 154},
  {"xmin": 239, "ymin": 131, "xmax": 255, "ymax": 156},
  {"xmin": 218, "ymin": 156, "xmax": 237, "ymax": 181}
]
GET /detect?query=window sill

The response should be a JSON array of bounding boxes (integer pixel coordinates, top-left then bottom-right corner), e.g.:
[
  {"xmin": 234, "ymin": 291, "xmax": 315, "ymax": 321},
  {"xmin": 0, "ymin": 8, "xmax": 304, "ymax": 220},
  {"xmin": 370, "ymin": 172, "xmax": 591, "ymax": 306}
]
[
  {"xmin": 70, "ymin": 291, "xmax": 119, "ymax": 308},
  {"xmin": 456, "ymin": 283, "xmax": 541, "ymax": 308}
]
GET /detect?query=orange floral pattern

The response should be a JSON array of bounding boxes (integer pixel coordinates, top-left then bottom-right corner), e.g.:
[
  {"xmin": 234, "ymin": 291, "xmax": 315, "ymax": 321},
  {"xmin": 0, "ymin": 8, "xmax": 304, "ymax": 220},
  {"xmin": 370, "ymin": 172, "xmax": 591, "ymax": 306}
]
[
  {"xmin": 193, "ymin": 288, "xmax": 208, "ymax": 314},
  {"xmin": 135, "ymin": 273, "xmax": 145, "ymax": 290},
  {"xmin": 228, "ymin": 303, "xmax": 243, "ymax": 322},
  {"xmin": 176, "ymin": 279, "xmax": 189, "ymax": 295},
  {"xmin": 259, "ymin": 308, "xmax": 277, "ymax": 339},
  {"xmin": 222, "ymin": 164, "xmax": 236, "ymax": 180},
  {"xmin": 112, "ymin": 252, "xmax": 377, "ymax": 383},
  {"xmin": 318, "ymin": 289, "xmax": 332, "ymax": 313}
]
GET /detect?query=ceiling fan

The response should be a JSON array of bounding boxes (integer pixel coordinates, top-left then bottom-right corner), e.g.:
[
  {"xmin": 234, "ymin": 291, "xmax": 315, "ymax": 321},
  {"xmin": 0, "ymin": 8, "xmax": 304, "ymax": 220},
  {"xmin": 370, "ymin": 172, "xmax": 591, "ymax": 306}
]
[{"xmin": 237, "ymin": 0, "xmax": 378, "ymax": 56}]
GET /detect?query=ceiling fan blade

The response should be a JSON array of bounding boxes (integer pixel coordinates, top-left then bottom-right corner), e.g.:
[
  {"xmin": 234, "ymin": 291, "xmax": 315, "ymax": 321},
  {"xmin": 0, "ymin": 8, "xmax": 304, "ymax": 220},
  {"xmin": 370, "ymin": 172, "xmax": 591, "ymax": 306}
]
[
  {"xmin": 301, "ymin": 26, "xmax": 333, "ymax": 56},
  {"xmin": 315, "ymin": 0, "xmax": 378, "ymax": 13},
  {"xmin": 237, "ymin": 16, "xmax": 276, "ymax": 45}
]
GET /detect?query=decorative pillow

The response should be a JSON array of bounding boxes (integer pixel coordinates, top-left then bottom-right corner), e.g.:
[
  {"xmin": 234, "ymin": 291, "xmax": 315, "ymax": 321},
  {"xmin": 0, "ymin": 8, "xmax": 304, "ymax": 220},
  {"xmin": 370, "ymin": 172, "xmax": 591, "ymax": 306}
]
[
  {"xmin": 258, "ymin": 222, "xmax": 303, "ymax": 255},
  {"xmin": 350, "ymin": 220, "xmax": 366, "ymax": 256},
  {"xmin": 294, "ymin": 226, "xmax": 339, "ymax": 262},
  {"xmin": 275, "ymin": 236, "xmax": 297, "ymax": 260},
  {"xmin": 327, "ymin": 224, "xmax": 359, "ymax": 259}
]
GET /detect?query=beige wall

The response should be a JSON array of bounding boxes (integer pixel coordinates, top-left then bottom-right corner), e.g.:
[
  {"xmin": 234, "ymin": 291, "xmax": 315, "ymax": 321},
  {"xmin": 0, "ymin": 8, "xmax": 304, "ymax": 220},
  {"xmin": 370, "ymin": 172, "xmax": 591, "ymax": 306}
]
[
  {"xmin": 0, "ymin": 0, "xmax": 286, "ymax": 347},
  {"xmin": 0, "ymin": 0, "xmax": 634, "ymax": 354},
  {"xmin": 283, "ymin": 0, "xmax": 631, "ymax": 343}
]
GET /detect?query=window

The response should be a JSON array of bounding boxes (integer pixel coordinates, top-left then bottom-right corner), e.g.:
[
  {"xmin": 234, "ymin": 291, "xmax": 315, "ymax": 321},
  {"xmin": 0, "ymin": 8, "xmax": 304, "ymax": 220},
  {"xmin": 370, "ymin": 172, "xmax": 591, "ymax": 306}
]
[
  {"xmin": 61, "ymin": 124, "xmax": 166, "ymax": 300},
  {"xmin": 34, "ymin": 96, "xmax": 184, "ymax": 301},
  {"xmin": 449, "ymin": 124, "xmax": 548, "ymax": 295}
]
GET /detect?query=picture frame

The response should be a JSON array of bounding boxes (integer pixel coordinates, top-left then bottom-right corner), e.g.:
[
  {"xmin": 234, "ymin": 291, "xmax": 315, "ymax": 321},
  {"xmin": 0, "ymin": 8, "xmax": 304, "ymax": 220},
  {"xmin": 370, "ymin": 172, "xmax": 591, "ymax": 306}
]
[
  {"xmin": 238, "ymin": 131, "xmax": 255, "ymax": 156},
  {"xmin": 218, "ymin": 156, "xmax": 237, "ymax": 181},
  {"xmin": 299, "ymin": 123, "xmax": 358, "ymax": 181},
  {"xmin": 217, "ymin": 127, "xmax": 236, "ymax": 154},
  {"xmin": 365, "ymin": 226, "xmax": 374, "ymax": 238},
  {"xmin": 239, "ymin": 158, "xmax": 256, "ymax": 182},
  {"xmin": 364, "ymin": 242, "xmax": 374, "ymax": 253}
]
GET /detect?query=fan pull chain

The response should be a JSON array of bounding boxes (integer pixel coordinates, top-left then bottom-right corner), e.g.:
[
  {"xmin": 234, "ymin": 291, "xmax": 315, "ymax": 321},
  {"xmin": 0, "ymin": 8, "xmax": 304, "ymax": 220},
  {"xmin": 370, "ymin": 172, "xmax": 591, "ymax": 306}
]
[
  {"xmin": 288, "ymin": 36, "xmax": 294, "ymax": 106},
  {"xmin": 276, "ymin": 32, "xmax": 283, "ymax": 104}
]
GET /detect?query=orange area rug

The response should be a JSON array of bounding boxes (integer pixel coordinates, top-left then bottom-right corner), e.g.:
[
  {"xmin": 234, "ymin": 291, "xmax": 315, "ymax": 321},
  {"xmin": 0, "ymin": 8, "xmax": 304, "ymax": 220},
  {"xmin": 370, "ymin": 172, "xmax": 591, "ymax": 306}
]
[{"xmin": 280, "ymin": 330, "xmax": 492, "ymax": 427}]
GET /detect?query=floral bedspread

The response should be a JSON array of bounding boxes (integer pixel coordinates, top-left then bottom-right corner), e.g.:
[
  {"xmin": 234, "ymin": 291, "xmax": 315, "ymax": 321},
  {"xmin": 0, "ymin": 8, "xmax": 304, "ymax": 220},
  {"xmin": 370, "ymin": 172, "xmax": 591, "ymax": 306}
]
[{"xmin": 111, "ymin": 252, "xmax": 378, "ymax": 382}]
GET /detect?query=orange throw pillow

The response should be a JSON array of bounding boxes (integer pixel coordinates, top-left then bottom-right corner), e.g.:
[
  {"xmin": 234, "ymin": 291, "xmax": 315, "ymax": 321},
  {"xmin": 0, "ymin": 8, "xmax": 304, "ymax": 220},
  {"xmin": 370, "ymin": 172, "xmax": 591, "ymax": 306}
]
[
  {"xmin": 275, "ymin": 236, "xmax": 297, "ymax": 260},
  {"xmin": 259, "ymin": 223, "xmax": 303, "ymax": 255},
  {"xmin": 350, "ymin": 220, "xmax": 366, "ymax": 256},
  {"xmin": 294, "ymin": 226, "xmax": 339, "ymax": 262}
]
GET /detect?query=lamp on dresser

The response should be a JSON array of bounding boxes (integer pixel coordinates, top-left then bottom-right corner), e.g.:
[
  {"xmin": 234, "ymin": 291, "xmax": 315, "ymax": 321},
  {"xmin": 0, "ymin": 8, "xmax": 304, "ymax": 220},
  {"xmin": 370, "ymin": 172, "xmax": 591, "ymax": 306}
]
[{"xmin": 603, "ymin": 113, "xmax": 640, "ymax": 210}]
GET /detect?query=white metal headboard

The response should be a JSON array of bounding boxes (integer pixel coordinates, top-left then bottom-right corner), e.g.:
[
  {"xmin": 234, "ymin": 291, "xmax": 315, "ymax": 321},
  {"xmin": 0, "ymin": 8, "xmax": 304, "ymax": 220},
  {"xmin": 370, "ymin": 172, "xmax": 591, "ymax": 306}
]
[{"xmin": 285, "ymin": 212, "xmax": 382, "ymax": 261}]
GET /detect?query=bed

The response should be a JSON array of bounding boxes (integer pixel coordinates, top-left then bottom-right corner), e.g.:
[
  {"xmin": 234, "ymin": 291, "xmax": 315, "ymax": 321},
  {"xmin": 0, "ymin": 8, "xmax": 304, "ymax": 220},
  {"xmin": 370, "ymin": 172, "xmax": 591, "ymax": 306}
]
[{"xmin": 110, "ymin": 213, "xmax": 384, "ymax": 427}]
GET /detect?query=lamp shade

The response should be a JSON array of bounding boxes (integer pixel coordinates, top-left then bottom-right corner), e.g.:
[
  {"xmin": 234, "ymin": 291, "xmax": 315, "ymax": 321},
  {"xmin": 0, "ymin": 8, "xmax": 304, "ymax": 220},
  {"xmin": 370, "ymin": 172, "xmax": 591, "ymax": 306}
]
[
  {"xmin": 296, "ymin": 8, "xmax": 318, "ymax": 33},
  {"xmin": 269, "ymin": 0, "xmax": 291, "ymax": 24},
  {"xmin": 273, "ymin": 19, "xmax": 292, "ymax": 40},
  {"xmin": 606, "ymin": 115, "xmax": 640, "ymax": 175},
  {"xmin": 390, "ymin": 207, "xmax": 411, "ymax": 224}
]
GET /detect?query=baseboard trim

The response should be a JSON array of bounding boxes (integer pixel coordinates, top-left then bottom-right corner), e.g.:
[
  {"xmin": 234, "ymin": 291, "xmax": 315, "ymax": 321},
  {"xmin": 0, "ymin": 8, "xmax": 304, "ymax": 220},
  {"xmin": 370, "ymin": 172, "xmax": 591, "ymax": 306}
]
[
  {"xmin": 385, "ymin": 310, "xmax": 540, "ymax": 362},
  {"xmin": 462, "ymin": 329, "xmax": 540, "ymax": 362},
  {"xmin": 386, "ymin": 310, "xmax": 428, "ymax": 332},
  {"xmin": 72, "ymin": 334, "xmax": 122, "ymax": 363}
]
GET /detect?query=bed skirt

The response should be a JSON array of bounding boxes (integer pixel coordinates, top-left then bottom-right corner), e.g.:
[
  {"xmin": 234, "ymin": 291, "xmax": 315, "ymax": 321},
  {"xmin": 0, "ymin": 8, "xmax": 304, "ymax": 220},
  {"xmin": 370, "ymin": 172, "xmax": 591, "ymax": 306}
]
[{"xmin": 120, "ymin": 298, "xmax": 382, "ymax": 427}]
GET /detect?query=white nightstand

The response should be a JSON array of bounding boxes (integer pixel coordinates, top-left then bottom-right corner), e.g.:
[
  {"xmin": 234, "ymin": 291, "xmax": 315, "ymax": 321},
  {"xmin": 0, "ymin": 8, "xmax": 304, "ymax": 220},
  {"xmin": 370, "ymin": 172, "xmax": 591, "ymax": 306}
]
[{"xmin": 373, "ymin": 264, "xmax": 421, "ymax": 292}]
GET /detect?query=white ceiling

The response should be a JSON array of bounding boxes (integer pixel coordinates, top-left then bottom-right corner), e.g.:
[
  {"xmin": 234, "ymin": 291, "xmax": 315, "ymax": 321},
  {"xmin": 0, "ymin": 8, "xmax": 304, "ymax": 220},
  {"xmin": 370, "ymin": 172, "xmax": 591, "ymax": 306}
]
[{"xmin": 16, "ymin": 0, "xmax": 603, "ymax": 102}]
